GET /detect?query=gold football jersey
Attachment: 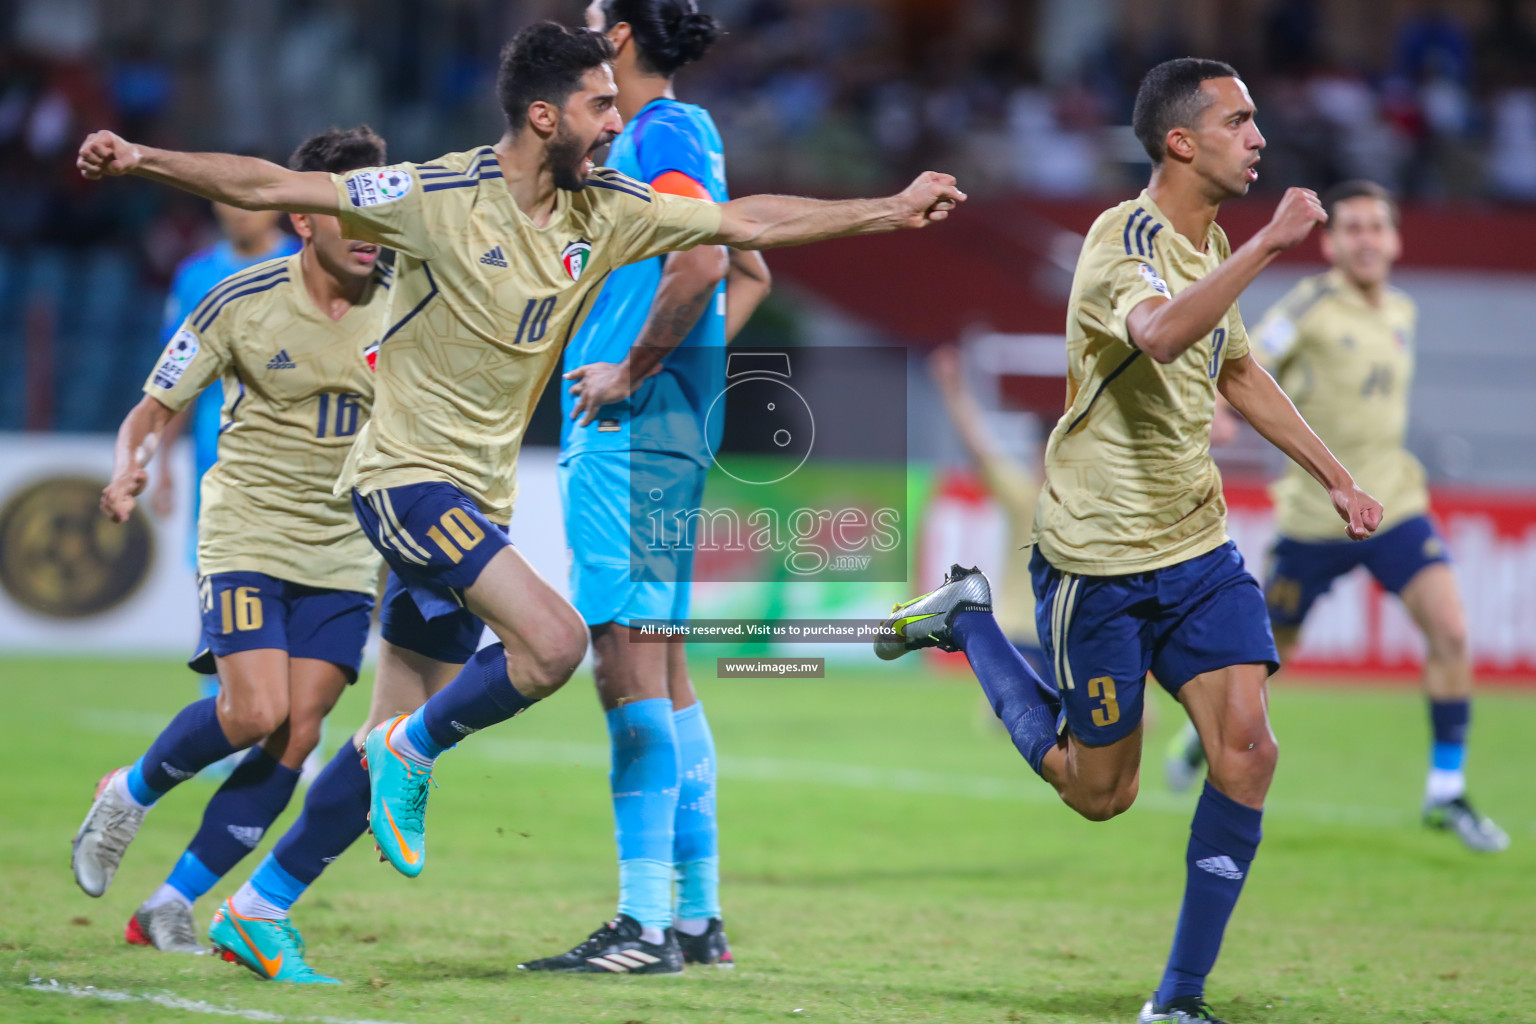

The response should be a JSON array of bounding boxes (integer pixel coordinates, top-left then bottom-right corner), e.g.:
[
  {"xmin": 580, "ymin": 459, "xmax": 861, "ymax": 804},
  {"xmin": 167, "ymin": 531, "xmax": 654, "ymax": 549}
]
[
  {"xmin": 1034, "ymin": 190, "xmax": 1248, "ymax": 575},
  {"xmin": 976, "ymin": 453, "xmax": 1039, "ymax": 644},
  {"xmin": 330, "ymin": 148, "xmax": 723, "ymax": 523},
  {"xmin": 144, "ymin": 252, "xmax": 388, "ymax": 593},
  {"xmin": 1253, "ymin": 269, "xmax": 1425, "ymax": 539}
]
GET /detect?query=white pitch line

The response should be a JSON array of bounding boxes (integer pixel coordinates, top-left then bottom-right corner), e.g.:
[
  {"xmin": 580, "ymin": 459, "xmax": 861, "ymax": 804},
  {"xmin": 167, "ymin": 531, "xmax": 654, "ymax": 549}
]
[{"xmin": 23, "ymin": 978, "xmax": 411, "ymax": 1024}]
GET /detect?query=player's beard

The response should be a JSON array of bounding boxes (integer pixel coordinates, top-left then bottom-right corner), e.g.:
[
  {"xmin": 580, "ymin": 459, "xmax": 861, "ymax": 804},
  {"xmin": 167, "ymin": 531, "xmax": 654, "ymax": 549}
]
[{"xmin": 549, "ymin": 118, "xmax": 602, "ymax": 193}]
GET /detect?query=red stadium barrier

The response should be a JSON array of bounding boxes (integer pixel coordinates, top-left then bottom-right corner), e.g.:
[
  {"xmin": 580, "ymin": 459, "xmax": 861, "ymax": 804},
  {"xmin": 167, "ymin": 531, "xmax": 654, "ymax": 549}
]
[
  {"xmin": 1223, "ymin": 482, "xmax": 1536, "ymax": 683},
  {"xmin": 923, "ymin": 472, "xmax": 1536, "ymax": 685}
]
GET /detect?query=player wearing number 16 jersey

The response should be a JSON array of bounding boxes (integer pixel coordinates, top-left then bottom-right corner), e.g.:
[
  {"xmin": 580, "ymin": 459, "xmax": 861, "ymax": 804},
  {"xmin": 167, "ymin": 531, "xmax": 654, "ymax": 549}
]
[
  {"xmin": 71, "ymin": 129, "xmax": 387, "ymax": 973},
  {"xmin": 78, "ymin": 20, "xmax": 964, "ymax": 927}
]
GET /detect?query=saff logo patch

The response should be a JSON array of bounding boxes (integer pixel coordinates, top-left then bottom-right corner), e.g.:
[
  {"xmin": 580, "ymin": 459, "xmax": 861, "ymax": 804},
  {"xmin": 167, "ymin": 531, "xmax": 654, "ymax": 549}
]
[
  {"xmin": 347, "ymin": 166, "xmax": 413, "ymax": 207},
  {"xmin": 561, "ymin": 239, "xmax": 592, "ymax": 282},
  {"xmin": 151, "ymin": 327, "xmax": 199, "ymax": 389},
  {"xmin": 1137, "ymin": 262, "xmax": 1170, "ymax": 298}
]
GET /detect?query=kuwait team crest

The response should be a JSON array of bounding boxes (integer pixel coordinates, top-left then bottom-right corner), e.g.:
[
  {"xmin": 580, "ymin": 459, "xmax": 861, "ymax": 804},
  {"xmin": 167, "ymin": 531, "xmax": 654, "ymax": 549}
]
[{"xmin": 561, "ymin": 239, "xmax": 592, "ymax": 282}]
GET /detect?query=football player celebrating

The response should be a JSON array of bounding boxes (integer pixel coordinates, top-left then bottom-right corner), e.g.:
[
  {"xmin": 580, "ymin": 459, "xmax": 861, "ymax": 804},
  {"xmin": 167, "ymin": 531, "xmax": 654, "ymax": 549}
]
[
  {"xmin": 876, "ymin": 60, "xmax": 1380, "ymax": 1023},
  {"xmin": 77, "ymin": 20, "xmax": 961, "ymax": 978},
  {"xmin": 73, "ymin": 128, "xmax": 389, "ymax": 973}
]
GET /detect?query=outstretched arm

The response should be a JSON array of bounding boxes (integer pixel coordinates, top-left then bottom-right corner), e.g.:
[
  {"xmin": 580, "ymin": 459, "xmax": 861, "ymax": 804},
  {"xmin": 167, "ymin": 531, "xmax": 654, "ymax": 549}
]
[
  {"xmin": 102, "ymin": 395, "xmax": 177, "ymax": 523},
  {"xmin": 712, "ymin": 172, "xmax": 965, "ymax": 250},
  {"xmin": 1218, "ymin": 353, "xmax": 1381, "ymax": 539},
  {"xmin": 1126, "ymin": 187, "xmax": 1326, "ymax": 364},
  {"xmin": 725, "ymin": 248, "xmax": 772, "ymax": 342},
  {"xmin": 77, "ymin": 131, "xmax": 337, "ymax": 213}
]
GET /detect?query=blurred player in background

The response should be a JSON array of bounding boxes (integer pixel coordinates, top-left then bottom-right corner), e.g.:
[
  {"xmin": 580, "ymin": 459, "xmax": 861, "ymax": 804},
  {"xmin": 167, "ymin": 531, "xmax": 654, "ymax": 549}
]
[
  {"xmin": 158, "ymin": 185, "xmax": 300, "ymax": 779},
  {"xmin": 928, "ymin": 346, "xmax": 1044, "ymax": 676},
  {"xmin": 877, "ymin": 60, "xmax": 1383, "ymax": 1024},
  {"xmin": 1166, "ymin": 180, "xmax": 1508, "ymax": 852},
  {"xmin": 71, "ymin": 128, "xmax": 389, "ymax": 971},
  {"xmin": 79, "ymin": 21, "xmax": 960, "ymax": 980},
  {"xmin": 520, "ymin": 0, "xmax": 771, "ymax": 975}
]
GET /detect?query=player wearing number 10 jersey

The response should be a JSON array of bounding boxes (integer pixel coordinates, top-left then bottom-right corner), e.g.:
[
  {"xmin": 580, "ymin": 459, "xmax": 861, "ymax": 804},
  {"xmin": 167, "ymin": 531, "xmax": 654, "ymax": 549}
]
[
  {"xmin": 78, "ymin": 19, "xmax": 963, "ymax": 979},
  {"xmin": 71, "ymin": 129, "xmax": 387, "ymax": 973}
]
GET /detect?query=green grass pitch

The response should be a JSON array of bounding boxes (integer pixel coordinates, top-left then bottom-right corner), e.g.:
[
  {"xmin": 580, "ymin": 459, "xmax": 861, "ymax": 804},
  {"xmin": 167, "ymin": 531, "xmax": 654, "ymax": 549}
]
[{"xmin": 1, "ymin": 656, "xmax": 1532, "ymax": 1023}]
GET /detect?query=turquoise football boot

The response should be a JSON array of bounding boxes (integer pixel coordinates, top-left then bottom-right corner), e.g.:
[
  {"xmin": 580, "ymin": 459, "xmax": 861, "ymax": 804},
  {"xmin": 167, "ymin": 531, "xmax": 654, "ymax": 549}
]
[
  {"xmin": 208, "ymin": 899, "xmax": 339, "ymax": 984},
  {"xmin": 364, "ymin": 715, "xmax": 434, "ymax": 878}
]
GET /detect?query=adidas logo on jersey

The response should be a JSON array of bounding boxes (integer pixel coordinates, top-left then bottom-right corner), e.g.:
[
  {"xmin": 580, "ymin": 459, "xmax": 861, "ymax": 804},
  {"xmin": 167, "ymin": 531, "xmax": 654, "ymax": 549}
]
[
  {"xmin": 267, "ymin": 349, "xmax": 297, "ymax": 370},
  {"xmin": 480, "ymin": 245, "xmax": 508, "ymax": 268},
  {"xmin": 1195, "ymin": 855, "xmax": 1245, "ymax": 880},
  {"xmin": 227, "ymin": 825, "xmax": 266, "ymax": 849}
]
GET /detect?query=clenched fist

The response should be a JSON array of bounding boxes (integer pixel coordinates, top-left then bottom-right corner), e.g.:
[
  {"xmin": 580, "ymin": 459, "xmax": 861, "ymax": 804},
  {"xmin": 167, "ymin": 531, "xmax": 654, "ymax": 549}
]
[
  {"xmin": 77, "ymin": 130, "xmax": 143, "ymax": 180},
  {"xmin": 894, "ymin": 172, "xmax": 967, "ymax": 228},
  {"xmin": 1261, "ymin": 187, "xmax": 1327, "ymax": 253}
]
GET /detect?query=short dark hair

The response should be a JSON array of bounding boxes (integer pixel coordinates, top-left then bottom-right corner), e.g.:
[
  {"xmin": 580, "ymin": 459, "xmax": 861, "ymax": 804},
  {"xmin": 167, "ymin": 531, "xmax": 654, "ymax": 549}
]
[
  {"xmin": 601, "ymin": 0, "xmax": 721, "ymax": 77},
  {"xmin": 1132, "ymin": 58, "xmax": 1241, "ymax": 164},
  {"xmin": 1321, "ymin": 179, "xmax": 1399, "ymax": 227},
  {"xmin": 497, "ymin": 22, "xmax": 616, "ymax": 134},
  {"xmin": 288, "ymin": 126, "xmax": 386, "ymax": 173}
]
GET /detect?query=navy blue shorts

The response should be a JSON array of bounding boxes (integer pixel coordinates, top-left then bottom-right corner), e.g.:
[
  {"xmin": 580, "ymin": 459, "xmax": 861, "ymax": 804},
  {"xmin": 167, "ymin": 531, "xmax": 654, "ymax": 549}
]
[
  {"xmin": 191, "ymin": 571, "xmax": 373, "ymax": 682},
  {"xmin": 353, "ymin": 483, "xmax": 510, "ymax": 664},
  {"xmin": 1032, "ymin": 541, "xmax": 1278, "ymax": 747},
  {"xmin": 1266, "ymin": 514, "xmax": 1449, "ymax": 629}
]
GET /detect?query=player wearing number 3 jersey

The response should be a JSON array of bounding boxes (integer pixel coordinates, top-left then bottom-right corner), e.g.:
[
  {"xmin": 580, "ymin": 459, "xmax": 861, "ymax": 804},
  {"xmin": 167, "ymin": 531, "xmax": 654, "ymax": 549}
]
[
  {"xmin": 71, "ymin": 129, "xmax": 387, "ymax": 974},
  {"xmin": 878, "ymin": 60, "xmax": 1383, "ymax": 1024}
]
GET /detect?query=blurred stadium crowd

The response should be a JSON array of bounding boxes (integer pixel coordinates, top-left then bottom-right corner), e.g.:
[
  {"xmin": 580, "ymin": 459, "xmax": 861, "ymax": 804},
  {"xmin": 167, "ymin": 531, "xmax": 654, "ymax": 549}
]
[{"xmin": 3, "ymin": 0, "xmax": 1535, "ymax": 431}]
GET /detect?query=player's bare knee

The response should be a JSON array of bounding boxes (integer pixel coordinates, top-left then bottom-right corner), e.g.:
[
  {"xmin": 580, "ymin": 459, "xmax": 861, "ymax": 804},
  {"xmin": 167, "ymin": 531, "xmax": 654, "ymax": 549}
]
[
  {"xmin": 1064, "ymin": 779, "xmax": 1138, "ymax": 822},
  {"xmin": 1209, "ymin": 732, "xmax": 1278, "ymax": 789},
  {"xmin": 222, "ymin": 696, "xmax": 288, "ymax": 744},
  {"xmin": 1427, "ymin": 616, "xmax": 1468, "ymax": 665}
]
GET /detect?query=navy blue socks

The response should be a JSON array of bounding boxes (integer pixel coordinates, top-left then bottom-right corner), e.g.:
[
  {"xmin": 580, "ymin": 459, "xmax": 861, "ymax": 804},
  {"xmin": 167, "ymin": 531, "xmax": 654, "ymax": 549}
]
[
  {"xmin": 126, "ymin": 697, "xmax": 239, "ymax": 805},
  {"xmin": 1427, "ymin": 698, "xmax": 1471, "ymax": 802},
  {"xmin": 232, "ymin": 742, "xmax": 372, "ymax": 919},
  {"xmin": 951, "ymin": 611, "xmax": 1062, "ymax": 775},
  {"xmin": 403, "ymin": 643, "xmax": 537, "ymax": 759},
  {"xmin": 164, "ymin": 748, "xmax": 300, "ymax": 902},
  {"xmin": 1156, "ymin": 782, "xmax": 1264, "ymax": 1004}
]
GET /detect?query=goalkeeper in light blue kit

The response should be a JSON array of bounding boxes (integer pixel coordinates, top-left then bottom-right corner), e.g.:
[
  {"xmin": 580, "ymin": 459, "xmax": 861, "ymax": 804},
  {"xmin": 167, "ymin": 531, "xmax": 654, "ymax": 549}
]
[{"xmin": 520, "ymin": 0, "xmax": 771, "ymax": 974}]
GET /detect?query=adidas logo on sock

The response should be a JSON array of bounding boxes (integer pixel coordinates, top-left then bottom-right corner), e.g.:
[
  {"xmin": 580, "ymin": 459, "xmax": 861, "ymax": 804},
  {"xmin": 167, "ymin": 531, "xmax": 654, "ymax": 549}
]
[
  {"xmin": 267, "ymin": 349, "xmax": 296, "ymax": 369},
  {"xmin": 1195, "ymin": 855, "xmax": 1244, "ymax": 880},
  {"xmin": 479, "ymin": 246, "xmax": 508, "ymax": 268},
  {"xmin": 449, "ymin": 720, "xmax": 480, "ymax": 736},
  {"xmin": 160, "ymin": 762, "xmax": 195, "ymax": 781},
  {"xmin": 227, "ymin": 825, "xmax": 266, "ymax": 849}
]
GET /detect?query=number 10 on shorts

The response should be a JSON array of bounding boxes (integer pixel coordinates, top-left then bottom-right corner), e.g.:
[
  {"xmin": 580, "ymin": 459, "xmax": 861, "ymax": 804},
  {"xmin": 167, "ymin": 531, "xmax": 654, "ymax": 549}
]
[{"xmin": 426, "ymin": 508, "xmax": 485, "ymax": 564}]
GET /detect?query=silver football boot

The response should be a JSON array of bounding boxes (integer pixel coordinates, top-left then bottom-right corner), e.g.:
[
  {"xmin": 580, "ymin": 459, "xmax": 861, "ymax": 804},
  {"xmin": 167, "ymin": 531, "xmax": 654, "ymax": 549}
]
[
  {"xmin": 1424, "ymin": 795, "xmax": 1511, "ymax": 853},
  {"xmin": 874, "ymin": 564, "xmax": 992, "ymax": 661},
  {"xmin": 128, "ymin": 900, "xmax": 207, "ymax": 954},
  {"xmin": 72, "ymin": 767, "xmax": 148, "ymax": 897}
]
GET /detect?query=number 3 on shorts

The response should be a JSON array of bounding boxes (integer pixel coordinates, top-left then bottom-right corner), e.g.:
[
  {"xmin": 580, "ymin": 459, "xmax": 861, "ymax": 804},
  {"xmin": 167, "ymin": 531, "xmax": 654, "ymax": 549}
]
[
  {"xmin": 426, "ymin": 508, "xmax": 486, "ymax": 564},
  {"xmin": 1087, "ymin": 675, "xmax": 1120, "ymax": 727}
]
